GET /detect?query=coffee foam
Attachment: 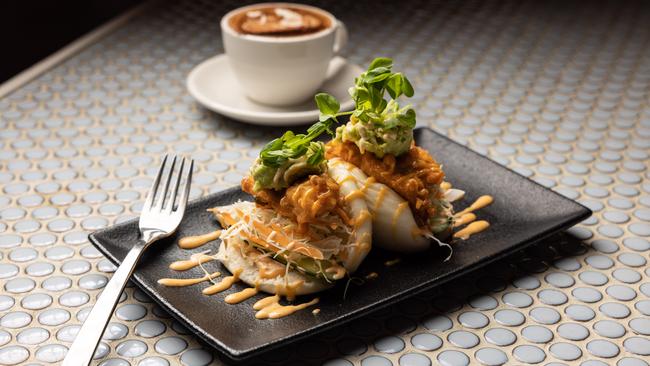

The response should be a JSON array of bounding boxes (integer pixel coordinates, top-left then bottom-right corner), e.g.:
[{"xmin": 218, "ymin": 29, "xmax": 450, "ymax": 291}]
[{"xmin": 228, "ymin": 6, "xmax": 331, "ymax": 37}]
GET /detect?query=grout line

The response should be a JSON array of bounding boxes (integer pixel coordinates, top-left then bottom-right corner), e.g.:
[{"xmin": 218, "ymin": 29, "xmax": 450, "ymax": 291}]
[{"xmin": 0, "ymin": 0, "xmax": 155, "ymax": 99}]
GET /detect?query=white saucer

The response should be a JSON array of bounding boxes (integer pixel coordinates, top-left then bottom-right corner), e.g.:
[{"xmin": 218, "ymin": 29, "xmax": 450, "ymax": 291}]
[{"xmin": 186, "ymin": 54, "xmax": 361, "ymax": 126}]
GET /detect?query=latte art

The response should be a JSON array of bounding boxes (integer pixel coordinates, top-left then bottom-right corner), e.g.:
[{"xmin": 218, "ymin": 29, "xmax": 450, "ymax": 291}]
[{"xmin": 229, "ymin": 6, "xmax": 330, "ymax": 36}]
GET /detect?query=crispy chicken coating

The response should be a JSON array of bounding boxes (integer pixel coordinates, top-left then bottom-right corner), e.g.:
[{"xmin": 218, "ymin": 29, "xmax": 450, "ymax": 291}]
[
  {"xmin": 326, "ymin": 140, "xmax": 444, "ymax": 226},
  {"xmin": 242, "ymin": 174, "xmax": 348, "ymax": 233}
]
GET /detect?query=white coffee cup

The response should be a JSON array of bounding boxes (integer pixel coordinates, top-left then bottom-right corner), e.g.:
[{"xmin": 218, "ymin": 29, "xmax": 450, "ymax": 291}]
[{"xmin": 221, "ymin": 3, "xmax": 347, "ymax": 106}]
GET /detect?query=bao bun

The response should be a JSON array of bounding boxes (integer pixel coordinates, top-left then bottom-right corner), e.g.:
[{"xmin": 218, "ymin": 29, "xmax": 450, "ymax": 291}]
[{"xmin": 217, "ymin": 235, "xmax": 332, "ymax": 296}]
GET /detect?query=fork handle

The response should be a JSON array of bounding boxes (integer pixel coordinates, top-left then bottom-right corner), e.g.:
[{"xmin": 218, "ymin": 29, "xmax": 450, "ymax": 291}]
[{"xmin": 62, "ymin": 244, "xmax": 145, "ymax": 366}]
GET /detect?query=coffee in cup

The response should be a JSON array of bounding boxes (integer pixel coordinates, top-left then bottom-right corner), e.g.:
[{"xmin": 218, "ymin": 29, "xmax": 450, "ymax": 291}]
[
  {"xmin": 221, "ymin": 3, "xmax": 347, "ymax": 106},
  {"xmin": 228, "ymin": 6, "xmax": 331, "ymax": 36}
]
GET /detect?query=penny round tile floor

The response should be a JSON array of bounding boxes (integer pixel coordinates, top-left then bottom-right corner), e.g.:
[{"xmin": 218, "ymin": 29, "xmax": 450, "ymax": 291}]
[{"xmin": 1, "ymin": 0, "xmax": 650, "ymax": 364}]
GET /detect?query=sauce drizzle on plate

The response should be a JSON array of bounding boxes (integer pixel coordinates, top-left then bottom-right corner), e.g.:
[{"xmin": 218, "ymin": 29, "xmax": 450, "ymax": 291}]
[
  {"xmin": 169, "ymin": 252, "xmax": 216, "ymax": 271},
  {"xmin": 225, "ymin": 287, "xmax": 259, "ymax": 304},
  {"xmin": 455, "ymin": 195, "xmax": 493, "ymax": 216},
  {"xmin": 253, "ymin": 295, "xmax": 319, "ymax": 319},
  {"xmin": 203, "ymin": 269, "xmax": 242, "ymax": 295},
  {"xmin": 159, "ymin": 185, "xmax": 495, "ymax": 319},
  {"xmin": 453, "ymin": 213, "xmax": 476, "ymax": 228},
  {"xmin": 451, "ymin": 195, "xmax": 493, "ymax": 240},
  {"xmin": 157, "ymin": 271, "xmax": 221, "ymax": 286},
  {"xmin": 453, "ymin": 220, "xmax": 490, "ymax": 240},
  {"xmin": 178, "ymin": 230, "xmax": 221, "ymax": 249}
]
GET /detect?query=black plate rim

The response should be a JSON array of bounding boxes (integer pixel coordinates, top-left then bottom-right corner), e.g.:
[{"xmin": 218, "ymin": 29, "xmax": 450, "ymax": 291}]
[{"xmin": 88, "ymin": 126, "xmax": 592, "ymax": 361}]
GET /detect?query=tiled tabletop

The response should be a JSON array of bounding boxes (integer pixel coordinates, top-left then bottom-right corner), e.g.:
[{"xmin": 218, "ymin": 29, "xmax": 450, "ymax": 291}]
[{"xmin": 1, "ymin": 0, "xmax": 650, "ymax": 365}]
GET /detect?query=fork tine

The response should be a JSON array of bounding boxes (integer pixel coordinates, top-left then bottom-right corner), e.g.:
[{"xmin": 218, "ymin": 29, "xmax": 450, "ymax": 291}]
[
  {"xmin": 154, "ymin": 155, "xmax": 177, "ymax": 210},
  {"xmin": 143, "ymin": 154, "xmax": 168, "ymax": 211},
  {"xmin": 165, "ymin": 157, "xmax": 186, "ymax": 213},
  {"xmin": 175, "ymin": 159, "xmax": 194, "ymax": 214}
]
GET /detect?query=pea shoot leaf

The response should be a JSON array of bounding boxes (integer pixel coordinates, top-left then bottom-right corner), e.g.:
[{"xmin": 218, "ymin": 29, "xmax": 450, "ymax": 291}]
[
  {"xmin": 368, "ymin": 57, "xmax": 393, "ymax": 70},
  {"xmin": 315, "ymin": 93, "xmax": 341, "ymax": 123},
  {"xmin": 402, "ymin": 75, "xmax": 414, "ymax": 97},
  {"xmin": 259, "ymin": 118, "xmax": 334, "ymax": 169},
  {"xmin": 315, "ymin": 93, "xmax": 340, "ymax": 116},
  {"xmin": 259, "ymin": 57, "xmax": 417, "ymax": 169}
]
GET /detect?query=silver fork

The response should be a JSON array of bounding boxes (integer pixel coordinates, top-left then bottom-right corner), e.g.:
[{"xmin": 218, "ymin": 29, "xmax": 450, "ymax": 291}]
[{"xmin": 62, "ymin": 155, "xmax": 194, "ymax": 366}]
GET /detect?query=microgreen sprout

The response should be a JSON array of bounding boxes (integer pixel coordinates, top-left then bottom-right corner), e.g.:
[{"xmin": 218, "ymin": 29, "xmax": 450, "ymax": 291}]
[
  {"xmin": 316, "ymin": 57, "xmax": 417, "ymax": 157},
  {"xmin": 252, "ymin": 57, "xmax": 417, "ymax": 190},
  {"xmin": 252, "ymin": 120, "xmax": 336, "ymax": 191}
]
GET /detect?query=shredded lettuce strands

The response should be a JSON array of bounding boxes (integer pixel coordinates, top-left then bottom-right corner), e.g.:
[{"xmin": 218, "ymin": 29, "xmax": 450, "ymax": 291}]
[
  {"xmin": 426, "ymin": 232, "xmax": 453, "ymax": 262},
  {"xmin": 213, "ymin": 201, "xmax": 350, "ymax": 282},
  {"xmin": 195, "ymin": 250, "xmax": 220, "ymax": 285}
]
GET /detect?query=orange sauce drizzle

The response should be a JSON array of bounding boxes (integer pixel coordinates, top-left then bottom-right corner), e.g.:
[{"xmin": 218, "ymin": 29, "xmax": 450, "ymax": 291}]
[
  {"xmin": 453, "ymin": 220, "xmax": 490, "ymax": 240},
  {"xmin": 344, "ymin": 189, "xmax": 365, "ymax": 203},
  {"xmin": 454, "ymin": 213, "xmax": 477, "ymax": 228},
  {"xmin": 355, "ymin": 209, "xmax": 372, "ymax": 227},
  {"xmin": 325, "ymin": 265, "xmax": 346, "ymax": 280},
  {"xmin": 157, "ymin": 271, "xmax": 221, "ymax": 287},
  {"xmin": 284, "ymin": 280, "xmax": 303, "ymax": 302},
  {"xmin": 391, "ymin": 202, "xmax": 409, "ymax": 234},
  {"xmin": 178, "ymin": 230, "xmax": 221, "ymax": 249},
  {"xmin": 256, "ymin": 257, "xmax": 285, "ymax": 279},
  {"xmin": 169, "ymin": 253, "xmax": 215, "ymax": 271},
  {"xmin": 253, "ymin": 294, "xmax": 280, "ymax": 310},
  {"xmin": 253, "ymin": 295, "xmax": 319, "ymax": 319},
  {"xmin": 384, "ymin": 258, "xmax": 401, "ymax": 267},
  {"xmin": 202, "ymin": 269, "xmax": 242, "ymax": 295},
  {"xmin": 337, "ymin": 175, "xmax": 357, "ymax": 186},
  {"xmin": 225, "ymin": 287, "xmax": 258, "ymax": 304},
  {"xmin": 365, "ymin": 272, "xmax": 379, "ymax": 280},
  {"xmin": 455, "ymin": 195, "xmax": 493, "ymax": 216},
  {"xmin": 360, "ymin": 176, "xmax": 376, "ymax": 194},
  {"xmin": 374, "ymin": 186, "xmax": 388, "ymax": 211}
]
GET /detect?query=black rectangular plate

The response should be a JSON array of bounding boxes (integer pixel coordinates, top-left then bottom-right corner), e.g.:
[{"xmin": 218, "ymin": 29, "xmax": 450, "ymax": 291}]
[{"xmin": 90, "ymin": 127, "xmax": 591, "ymax": 361}]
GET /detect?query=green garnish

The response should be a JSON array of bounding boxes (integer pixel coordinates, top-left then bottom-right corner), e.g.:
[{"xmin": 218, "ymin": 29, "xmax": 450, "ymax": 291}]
[
  {"xmin": 251, "ymin": 121, "xmax": 335, "ymax": 191},
  {"xmin": 315, "ymin": 57, "xmax": 416, "ymax": 158},
  {"xmin": 251, "ymin": 57, "xmax": 416, "ymax": 190}
]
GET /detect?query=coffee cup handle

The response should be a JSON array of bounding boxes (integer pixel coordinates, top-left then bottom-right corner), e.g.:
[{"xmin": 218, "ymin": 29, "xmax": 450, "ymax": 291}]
[{"xmin": 333, "ymin": 20, "xmax": 348, "ymax": 55}]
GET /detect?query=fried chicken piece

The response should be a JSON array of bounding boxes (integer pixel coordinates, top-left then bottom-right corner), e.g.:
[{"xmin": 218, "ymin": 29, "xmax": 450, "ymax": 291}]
[
  {"xmin": 242, "ymin": 174, "xmax": 347, "ymax": 233},
  {"xmin": 326, "ymin": 140, "xmax": 444, "ymax": 226}
]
